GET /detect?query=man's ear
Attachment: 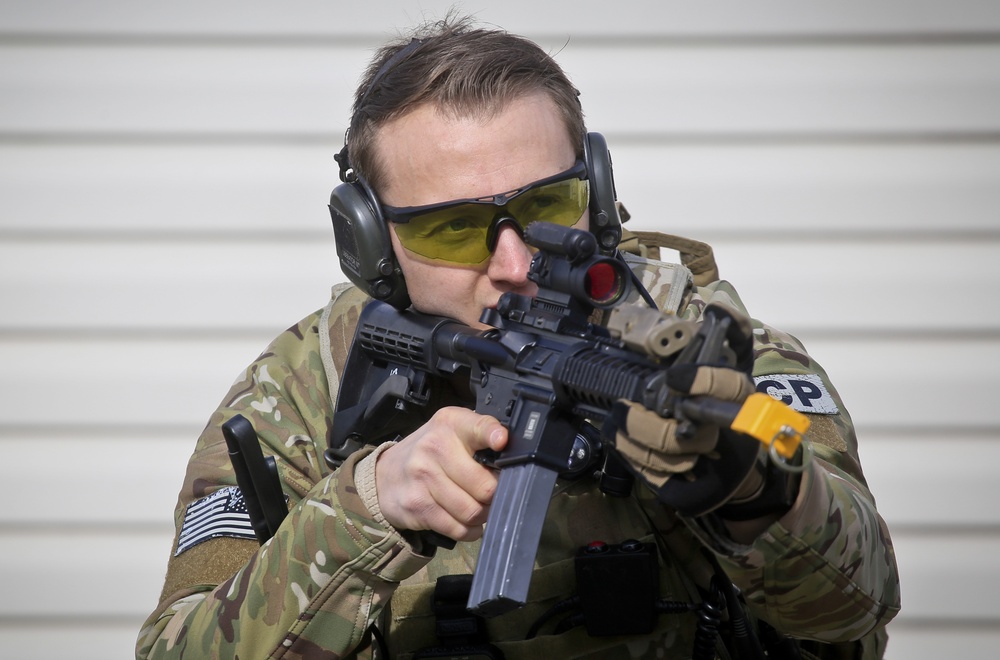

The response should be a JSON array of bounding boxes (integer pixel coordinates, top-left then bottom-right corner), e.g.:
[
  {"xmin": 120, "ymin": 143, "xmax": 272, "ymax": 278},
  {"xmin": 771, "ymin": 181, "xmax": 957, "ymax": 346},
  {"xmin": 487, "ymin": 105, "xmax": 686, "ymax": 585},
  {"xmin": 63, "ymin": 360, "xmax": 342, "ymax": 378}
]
[{"xmin": 329, "ymin": 174, "xmax": 411, "ymax": 309}]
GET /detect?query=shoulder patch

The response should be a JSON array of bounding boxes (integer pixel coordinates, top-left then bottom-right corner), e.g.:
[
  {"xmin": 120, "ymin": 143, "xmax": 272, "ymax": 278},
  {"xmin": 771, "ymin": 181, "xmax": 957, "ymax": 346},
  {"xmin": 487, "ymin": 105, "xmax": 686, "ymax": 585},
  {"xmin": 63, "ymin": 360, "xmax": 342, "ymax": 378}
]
[
  {"xmin": 176, "ymin": 486, "xmax": 257, "ymax": 556},
  {"xmin": 753, "ymin": 373, "xmax": 839, "ymax": 415}
]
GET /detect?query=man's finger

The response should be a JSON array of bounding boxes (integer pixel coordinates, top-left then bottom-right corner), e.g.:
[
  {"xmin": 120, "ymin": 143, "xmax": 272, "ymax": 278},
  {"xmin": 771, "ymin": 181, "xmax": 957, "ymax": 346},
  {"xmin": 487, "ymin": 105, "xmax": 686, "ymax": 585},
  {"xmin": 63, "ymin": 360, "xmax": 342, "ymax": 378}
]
[{"xmin": 668, "ymin": 364, "xmax": 755, "ymax": 401}]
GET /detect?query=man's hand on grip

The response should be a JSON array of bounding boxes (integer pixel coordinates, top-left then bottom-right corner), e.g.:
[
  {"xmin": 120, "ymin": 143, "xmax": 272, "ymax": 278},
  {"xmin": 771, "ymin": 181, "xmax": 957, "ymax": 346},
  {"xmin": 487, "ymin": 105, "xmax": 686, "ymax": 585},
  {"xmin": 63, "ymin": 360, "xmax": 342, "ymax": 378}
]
[{"xmin": 375, "ymin": 407, "xmax": 507, "ymax": 542}]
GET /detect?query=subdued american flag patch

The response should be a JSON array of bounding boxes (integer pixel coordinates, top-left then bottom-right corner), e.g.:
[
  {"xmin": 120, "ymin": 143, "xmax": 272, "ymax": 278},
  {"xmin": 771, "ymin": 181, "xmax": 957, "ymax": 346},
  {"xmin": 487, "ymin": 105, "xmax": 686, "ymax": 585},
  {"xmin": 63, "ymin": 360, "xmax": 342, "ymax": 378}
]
[{"xmin": 175, "ymin": 486, "xmax": 257, "ymax": 555}]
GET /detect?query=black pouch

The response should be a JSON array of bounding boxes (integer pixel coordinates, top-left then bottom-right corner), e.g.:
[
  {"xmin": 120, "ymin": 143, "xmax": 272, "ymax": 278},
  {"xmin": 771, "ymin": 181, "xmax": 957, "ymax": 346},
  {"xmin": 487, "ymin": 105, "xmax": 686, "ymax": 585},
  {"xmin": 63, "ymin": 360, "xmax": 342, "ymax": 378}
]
[{"xmin": 413, "ymin": 575, "xmax": 505, "ymax": 660}]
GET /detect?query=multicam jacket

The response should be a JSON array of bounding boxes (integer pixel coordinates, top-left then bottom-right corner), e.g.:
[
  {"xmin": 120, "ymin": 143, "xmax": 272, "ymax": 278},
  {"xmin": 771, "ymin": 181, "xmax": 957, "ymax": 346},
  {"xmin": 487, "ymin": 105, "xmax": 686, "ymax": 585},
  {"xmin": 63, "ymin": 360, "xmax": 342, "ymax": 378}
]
[{"xmin": 136, "ymin": 253, "xmax": 900, "ymax": 659}]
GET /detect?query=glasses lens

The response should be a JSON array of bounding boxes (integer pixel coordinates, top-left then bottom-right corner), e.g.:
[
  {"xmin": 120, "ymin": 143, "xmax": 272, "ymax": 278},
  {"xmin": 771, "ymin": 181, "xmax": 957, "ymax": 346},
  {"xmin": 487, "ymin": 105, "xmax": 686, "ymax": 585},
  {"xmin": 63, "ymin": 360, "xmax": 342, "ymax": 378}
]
[
  {"xmin": 393, "ymin": 178, "xmax": 590, "ymax": 264},
  {"xmin": 508, "ymin": 178, "xmax": 590, "ymax": 228},
  {"xmin": 393, "ymin": 205, "xmax": 496, "ymax": 263}
]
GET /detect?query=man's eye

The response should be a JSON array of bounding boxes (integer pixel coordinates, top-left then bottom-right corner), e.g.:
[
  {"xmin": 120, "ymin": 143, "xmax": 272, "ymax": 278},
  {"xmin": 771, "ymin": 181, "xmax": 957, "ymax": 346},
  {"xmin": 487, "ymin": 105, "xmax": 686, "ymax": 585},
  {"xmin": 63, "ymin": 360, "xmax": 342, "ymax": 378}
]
[
  {"xmin": 529, "ymin": 195, "xmax": 559, "ymax": 209},
  {"xmin": 444, "ymin": 218, "xmax": 471, "ymax": 232},
  {"xmin": 420, "ymin": 216, "xmax": 477, "ymax": 242}
]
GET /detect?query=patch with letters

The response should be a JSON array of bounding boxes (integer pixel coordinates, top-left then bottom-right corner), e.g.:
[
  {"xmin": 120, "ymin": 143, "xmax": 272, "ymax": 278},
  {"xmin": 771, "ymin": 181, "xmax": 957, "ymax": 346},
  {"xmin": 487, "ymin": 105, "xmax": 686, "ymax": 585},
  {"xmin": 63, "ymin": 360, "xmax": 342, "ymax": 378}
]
[
  {"xmin": 175, "ymin": 486, "xmax": 257, "ymax": 555},
  {"xmin": 754, "ymin": 373, "xmax": 839, "ymax": 415}
]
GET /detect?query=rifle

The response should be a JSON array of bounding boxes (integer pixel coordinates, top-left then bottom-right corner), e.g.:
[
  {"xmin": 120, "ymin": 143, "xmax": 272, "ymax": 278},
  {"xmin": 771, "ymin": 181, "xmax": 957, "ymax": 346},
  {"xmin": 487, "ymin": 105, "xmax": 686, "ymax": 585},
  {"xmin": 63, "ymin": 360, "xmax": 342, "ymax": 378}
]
[{"xmin": 328, "ymin": 222, "xmax": 808, "ymax": 617}]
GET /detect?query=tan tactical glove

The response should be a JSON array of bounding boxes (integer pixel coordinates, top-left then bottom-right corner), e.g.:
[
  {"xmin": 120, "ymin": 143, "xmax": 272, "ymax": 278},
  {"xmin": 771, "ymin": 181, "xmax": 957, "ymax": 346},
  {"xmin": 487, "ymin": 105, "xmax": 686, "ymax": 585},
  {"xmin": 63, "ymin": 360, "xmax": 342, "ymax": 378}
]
[
  {"xmin": 603, "ymin": 303, "xmax": 774, "ymax": 517},
  {"xmin": 612, "ymin": 366, "xmax": 756, "ymax": 479},
  {"xmin": 606, "ymin": 363, "xmax": 763, "ymax": 517}
]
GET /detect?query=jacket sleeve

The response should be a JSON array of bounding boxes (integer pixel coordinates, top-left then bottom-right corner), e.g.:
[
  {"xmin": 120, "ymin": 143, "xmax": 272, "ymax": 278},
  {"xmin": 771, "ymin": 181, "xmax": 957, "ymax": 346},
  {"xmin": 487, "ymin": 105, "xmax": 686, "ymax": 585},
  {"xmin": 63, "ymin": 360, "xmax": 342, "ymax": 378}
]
[
  {"xmin": 136, "ymin": 307, "xmax": 431, "ymax": 658},
  {"xmin": 680, "ymin": 280, "xmax": 901, "ymax": 644}
]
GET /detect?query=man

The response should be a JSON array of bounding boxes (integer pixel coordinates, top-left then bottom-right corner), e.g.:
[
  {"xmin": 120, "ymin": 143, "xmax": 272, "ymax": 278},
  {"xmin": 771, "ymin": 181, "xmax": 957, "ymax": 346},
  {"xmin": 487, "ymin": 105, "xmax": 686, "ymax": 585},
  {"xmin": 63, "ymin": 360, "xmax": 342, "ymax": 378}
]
[{"xmin": 137, "ymin": 16, "xmax": 899, "ymax": 659}]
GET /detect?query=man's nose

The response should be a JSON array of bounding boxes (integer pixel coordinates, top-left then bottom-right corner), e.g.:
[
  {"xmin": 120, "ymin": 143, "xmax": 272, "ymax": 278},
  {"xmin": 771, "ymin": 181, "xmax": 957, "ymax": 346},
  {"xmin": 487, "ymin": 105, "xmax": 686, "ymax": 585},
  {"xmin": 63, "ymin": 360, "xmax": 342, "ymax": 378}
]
[{"xmin": 487, "ymin": 223, "xmax": 533, "ymax": 283}]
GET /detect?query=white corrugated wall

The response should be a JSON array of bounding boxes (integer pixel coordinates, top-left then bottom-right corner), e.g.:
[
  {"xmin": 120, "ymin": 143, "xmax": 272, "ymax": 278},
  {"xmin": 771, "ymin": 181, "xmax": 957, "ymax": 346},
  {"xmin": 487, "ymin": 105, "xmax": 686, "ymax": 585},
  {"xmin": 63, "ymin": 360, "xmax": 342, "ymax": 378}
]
[{"xmin": 1, "ymin": 1, "xmax": 998, "ymax": 657}]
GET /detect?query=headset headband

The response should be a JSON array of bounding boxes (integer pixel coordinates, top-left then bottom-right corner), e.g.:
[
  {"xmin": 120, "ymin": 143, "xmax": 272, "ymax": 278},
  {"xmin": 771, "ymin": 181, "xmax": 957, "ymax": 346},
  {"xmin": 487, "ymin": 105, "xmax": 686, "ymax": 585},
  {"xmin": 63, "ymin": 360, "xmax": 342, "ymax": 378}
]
[{"xmin": 336, "ymin": 38, "xmax": 426, "ymax": 184}]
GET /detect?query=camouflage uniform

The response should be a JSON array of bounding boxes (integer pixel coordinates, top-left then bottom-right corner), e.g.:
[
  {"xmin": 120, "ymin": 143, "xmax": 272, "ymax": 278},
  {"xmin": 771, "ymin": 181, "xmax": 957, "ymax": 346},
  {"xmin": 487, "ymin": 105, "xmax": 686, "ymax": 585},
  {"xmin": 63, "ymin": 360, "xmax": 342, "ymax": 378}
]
[{"xmin": 136, "ymin": 253, "xmax": 900, "ymax": 659}]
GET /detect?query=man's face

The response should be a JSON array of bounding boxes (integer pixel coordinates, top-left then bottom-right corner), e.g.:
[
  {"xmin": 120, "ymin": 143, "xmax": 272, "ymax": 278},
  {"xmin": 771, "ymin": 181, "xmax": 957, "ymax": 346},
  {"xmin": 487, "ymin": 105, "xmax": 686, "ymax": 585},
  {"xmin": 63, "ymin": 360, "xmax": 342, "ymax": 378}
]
[{"xmin": 375, "ymin": 93, "xmax": 587, "ymax": 327}]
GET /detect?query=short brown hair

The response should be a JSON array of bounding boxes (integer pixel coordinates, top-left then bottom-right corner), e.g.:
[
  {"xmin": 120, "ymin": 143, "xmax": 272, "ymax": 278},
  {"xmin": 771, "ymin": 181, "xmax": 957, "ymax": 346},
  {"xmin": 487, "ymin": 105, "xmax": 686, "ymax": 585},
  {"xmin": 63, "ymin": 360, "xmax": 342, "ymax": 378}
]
[{"xmin": 345, "ymin": 15, "xmax": 585, "ymax": 193}]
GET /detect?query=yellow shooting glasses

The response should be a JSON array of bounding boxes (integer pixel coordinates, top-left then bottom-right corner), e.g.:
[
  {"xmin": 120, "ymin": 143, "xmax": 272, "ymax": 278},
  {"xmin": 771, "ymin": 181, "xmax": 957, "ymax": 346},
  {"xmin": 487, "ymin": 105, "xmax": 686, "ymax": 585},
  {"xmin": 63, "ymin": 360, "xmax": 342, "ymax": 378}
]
[{"xmin": 384, "ymin": 161, "xmax": 590, "ymax": 264}]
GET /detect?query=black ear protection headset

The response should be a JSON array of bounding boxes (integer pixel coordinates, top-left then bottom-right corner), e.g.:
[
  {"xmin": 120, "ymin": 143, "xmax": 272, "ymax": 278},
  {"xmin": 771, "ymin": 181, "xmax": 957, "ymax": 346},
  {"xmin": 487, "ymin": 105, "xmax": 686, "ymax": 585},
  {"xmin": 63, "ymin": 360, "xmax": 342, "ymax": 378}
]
[{"xmin": 327, "ymin": 42, "xmax": 623, "ymax": 310}]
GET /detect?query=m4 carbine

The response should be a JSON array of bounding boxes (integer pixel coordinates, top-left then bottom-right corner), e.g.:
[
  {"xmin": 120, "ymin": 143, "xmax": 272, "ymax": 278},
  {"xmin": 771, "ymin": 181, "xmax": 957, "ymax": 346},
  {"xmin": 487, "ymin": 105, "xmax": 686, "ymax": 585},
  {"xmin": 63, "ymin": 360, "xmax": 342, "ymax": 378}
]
[{"xmin": 329, "ymin": 222, "xmax": 807, "ymax": 617}]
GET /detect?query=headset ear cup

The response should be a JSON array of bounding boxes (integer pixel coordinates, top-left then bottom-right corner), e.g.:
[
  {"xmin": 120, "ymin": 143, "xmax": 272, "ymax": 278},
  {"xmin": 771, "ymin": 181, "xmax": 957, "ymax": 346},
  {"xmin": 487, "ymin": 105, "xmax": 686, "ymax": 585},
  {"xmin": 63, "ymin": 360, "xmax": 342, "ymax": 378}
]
[
  {"xmin": 329, "ymin": 181, "xmax": 411, "ymax": 309},
  {"xmin": 584, "ymin": 132, "xmax": 622, "ymax": 254}
]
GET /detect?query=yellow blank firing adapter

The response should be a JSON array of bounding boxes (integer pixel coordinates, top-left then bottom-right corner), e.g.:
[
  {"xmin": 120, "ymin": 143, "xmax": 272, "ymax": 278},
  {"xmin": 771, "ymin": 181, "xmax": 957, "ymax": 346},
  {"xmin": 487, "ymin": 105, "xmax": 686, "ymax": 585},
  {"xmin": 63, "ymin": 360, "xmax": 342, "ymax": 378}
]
[{"xmin": 731, "ymin": 393, "xmax": 811, "ymax": 464}]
